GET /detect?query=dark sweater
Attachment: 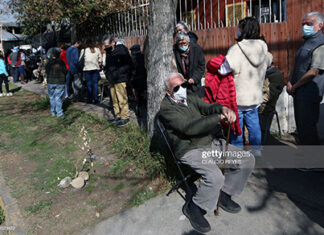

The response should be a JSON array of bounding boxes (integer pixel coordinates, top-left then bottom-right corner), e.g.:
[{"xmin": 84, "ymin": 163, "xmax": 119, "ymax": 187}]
[
  {"xmin": 45, "ymin": 58, "xmax": 67, "ymax": 85},
  {"xmin": 159, "ymin": 91, "xmax": 223, "ymax": 159},
  {"xmin": 105, "ymin": 45, "xmax": 133, "ymax": 84}
]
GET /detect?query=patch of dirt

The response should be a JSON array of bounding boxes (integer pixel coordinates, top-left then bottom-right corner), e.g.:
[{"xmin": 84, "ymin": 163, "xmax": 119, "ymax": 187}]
[
  {"xmin": 0, "ymin": 149, "xmax": 164, "ymax": 235},
  {"xmin": 0, "ymin": 89, "xmax": 168, "ymax": 234}
]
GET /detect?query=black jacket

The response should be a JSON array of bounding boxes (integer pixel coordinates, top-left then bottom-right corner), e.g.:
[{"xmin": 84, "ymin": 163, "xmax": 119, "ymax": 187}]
[
  {"xmin": 131, "ymin": 52, "xmax": 147, "ymax": 90},
  {"xmin": 173, "ymin": 43, "xmax": 206, "ymax": 97},
  {"xmin": 105, "ymin": 45, "xmax": 133, "ymax": 84},
  {"xmin": 45, "ymin": 58, "xmax": 67, "ymax": 85}
]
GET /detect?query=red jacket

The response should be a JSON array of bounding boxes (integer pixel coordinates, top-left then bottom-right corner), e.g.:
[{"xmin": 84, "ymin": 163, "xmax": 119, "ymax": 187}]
[
  {"xmin": 204, "ymin": 55, "xmax": 241, "ymax": 136},
  {"xmin": 60, "ymin": 49, "xmax": 70, "ymax": 70}
]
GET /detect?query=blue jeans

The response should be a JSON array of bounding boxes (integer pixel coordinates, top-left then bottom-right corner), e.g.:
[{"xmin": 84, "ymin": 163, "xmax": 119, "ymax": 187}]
[
  {"xmin": 11, "ymin": 67, "xmax": 19, "ymax": 82},
  {"xmin": 48, "ymin": 84, "xmax": 65, "ymax": 117},
  {"xmin": 18, "ymin": 65, "xmax": 25, "ymax": 77},
  {"xmin": 230, "ymin": 108, "xmax": 262, "ymax": 155},
  {"xmin": 84, "ymin": 70, "xmax": 99, "ymax": 103}
]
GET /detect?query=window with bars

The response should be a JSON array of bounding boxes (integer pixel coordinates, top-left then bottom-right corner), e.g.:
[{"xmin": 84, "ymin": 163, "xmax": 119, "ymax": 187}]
[{"xmin": 178, "ymin": 0, "xmax": 287, "ymax": 30}]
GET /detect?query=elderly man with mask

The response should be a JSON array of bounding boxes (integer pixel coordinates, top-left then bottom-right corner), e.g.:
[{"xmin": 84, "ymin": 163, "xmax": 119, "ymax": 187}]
[
  {"xmin": 159, "ymin": 73, "xmax": 255, "ymax": 233},
  {"xmin": 173, "ymin": 31, "xmax": 205, "ymax": 98},
  {"xmin": 287, "ymin": 12, "xmax": 324, "ymax": 145}
]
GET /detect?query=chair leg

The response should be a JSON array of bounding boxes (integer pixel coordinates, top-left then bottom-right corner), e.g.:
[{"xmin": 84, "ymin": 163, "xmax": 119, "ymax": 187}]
[
  {"xmin": 166, "ymin": 174, "xmax": 192, "ymax": 199},
  {"xmin": 275, "ymin": 111, "xmax": 282, "ymax": 138}
]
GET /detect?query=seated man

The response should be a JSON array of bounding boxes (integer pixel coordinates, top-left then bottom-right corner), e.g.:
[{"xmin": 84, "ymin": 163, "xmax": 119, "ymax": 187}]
[{"xmin": 159, "ymin": 73, "xmax": 255, "ymax": 233}]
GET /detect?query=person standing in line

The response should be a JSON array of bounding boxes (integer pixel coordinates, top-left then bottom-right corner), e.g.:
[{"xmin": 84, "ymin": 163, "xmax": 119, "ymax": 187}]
[
  {"xmin": 66, "ymin": 40, "xmax": 82, "ymax": 102},
  {"xmin": 80, "ymin": 40, "xmax": 103, "ymax": 104},
  {"xmin": 59, "ymin": 43, "xmax": 70, "ymax": 99},
  {"xmin": 45, "ymin": 48, "xmax": 67, "ymax": 118},
  {"xmin": 9, "ymin": 47, "xmax": 19, "ymax": 83},
  {"xmin": 104, "ymin": 37, "xmax": 133, "ymax": 127},
  {"xmin": 0, "ymin": 52, "xmax": 12, "ymax": 97},
  {"xmin": 17, "ymin": 49, "xmax": 26, "ymax": 84},
  {"xmin": 225, "ymin": 17, "xmax": 272, "ymax": 157},
  {"xmin": 287, "ymin": 12, "xmax": 324, "ymax": 145}
]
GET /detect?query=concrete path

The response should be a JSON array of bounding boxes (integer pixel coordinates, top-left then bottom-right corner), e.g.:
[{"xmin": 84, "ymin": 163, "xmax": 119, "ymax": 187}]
[{"xmin": 80, "ymin": 169, "xmax": 324, "ymax": 235}]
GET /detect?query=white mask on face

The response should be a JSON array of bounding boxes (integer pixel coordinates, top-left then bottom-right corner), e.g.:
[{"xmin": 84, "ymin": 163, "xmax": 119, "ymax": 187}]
[{"xmin": 173, "ymin": 85, "xmax": 187, "ymax": 101}]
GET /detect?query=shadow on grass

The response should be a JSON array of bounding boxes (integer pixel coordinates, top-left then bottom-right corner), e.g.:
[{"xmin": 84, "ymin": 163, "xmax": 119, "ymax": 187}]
[{"xmin": 9, "ymin": 86, "xmax": 22, "ymax": 93}]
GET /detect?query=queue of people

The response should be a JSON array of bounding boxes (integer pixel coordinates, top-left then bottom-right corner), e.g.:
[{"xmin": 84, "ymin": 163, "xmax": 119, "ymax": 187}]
[
  {"xmin": 1, "ymin": 11, "xmax": 323, "ymax": 233},
  {"xmin": 160, "ymin": 11, "xmax": 324, "ymax": 233}
]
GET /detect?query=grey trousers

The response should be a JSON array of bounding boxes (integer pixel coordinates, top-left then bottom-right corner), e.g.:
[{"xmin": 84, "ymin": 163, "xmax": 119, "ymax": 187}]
[
  {"xmin": 71, "ymin": 72, "xmax": 82, "ymax": 100},
  {"xmin": 180, "ymin": 139, "xmax": 255, "ymax": 212}
]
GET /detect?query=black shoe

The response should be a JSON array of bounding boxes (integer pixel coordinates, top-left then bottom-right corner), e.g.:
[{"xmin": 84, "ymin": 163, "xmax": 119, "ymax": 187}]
[
  {"xmin": 182, "ymin": 200, "xmax": 211, "ymax": 233},
  {"xmin": 108, "ymin": 117, "xmax": 120, "ymax": 124},
  {"xmin": 219, "ymin": 191, "xmax": 241, "ymax": 214},
  {"xmin": 117, "ymin": 119, "xmax": 130, "ymax": 127}
]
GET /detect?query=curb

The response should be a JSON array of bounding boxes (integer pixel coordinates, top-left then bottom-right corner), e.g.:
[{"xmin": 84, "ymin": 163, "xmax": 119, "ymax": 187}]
[{"xmin": 0, "ymin": 170, "xmax": 25, "ymax": 235}]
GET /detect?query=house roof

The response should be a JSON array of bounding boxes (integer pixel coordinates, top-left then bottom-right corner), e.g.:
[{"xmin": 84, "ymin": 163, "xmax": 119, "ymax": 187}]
[
  {"xmin": 0, "ymin": 19, "xmax": 20, "ymax": 27},
  {"xmin": 0, "ymin": 28, "xmax": 24, "ymax": 41}
]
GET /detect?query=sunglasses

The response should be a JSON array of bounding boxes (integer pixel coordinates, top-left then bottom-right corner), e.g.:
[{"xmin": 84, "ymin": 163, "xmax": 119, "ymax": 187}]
[{"xmin": 173, "ymin": 81, "xmax": 189, "ymax": 93}]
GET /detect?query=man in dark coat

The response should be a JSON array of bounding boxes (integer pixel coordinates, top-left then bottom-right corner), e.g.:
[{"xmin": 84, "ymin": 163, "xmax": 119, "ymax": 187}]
[
  {"xmin": 105, "ymin": 38, "xmax": 133, "ymax": 127},
  {"xmin": 130, "ymin": 44, "xmax": 147, "ymax": 109},
  {"xmin": 159, "ymin": 73, "xmax": 255, "ymax": 233},
  {"xmin": 173, "ymin": 31, "xmax": 205, "ymax": 98}
]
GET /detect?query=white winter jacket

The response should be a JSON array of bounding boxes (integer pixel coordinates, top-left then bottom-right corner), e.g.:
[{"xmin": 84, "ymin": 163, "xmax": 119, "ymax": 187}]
[
  {"xmin": 226, "ymin": 39, "xmax": 272, "ymax": 106},
  {"xmin": 80, "ymin": 47, "xmax": 103, "ymax": 71}
]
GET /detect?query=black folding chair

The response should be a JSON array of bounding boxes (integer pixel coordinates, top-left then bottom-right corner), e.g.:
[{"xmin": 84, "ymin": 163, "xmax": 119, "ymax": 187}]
[{"xmin": 156, "ymin": 116, "xmax": 193, "ymax": 201}]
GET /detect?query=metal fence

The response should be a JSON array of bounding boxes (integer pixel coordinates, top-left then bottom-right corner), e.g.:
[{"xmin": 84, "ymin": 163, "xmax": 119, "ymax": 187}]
[
  {"xmin": 104, "ymin": 0, "xmax": 287, "ymax": 37},
  {"xmin": 179, "ymin": 0, "xmax": 287, "ymax": 30},
  {"xmin": 106, "ymin": 0, "xmax": 150, "ymax": 37}
]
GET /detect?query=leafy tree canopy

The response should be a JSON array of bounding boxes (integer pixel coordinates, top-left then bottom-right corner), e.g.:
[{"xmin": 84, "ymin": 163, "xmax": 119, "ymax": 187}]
[{"xmin": 7, "ymin": 0, "xmax": 131, "ymax": 35}]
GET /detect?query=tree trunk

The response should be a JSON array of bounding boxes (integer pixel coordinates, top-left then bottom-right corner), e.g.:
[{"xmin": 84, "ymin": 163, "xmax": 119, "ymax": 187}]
[{"xmin": 147, "ymin": 0, "xmax": 178, "ymax": 138}]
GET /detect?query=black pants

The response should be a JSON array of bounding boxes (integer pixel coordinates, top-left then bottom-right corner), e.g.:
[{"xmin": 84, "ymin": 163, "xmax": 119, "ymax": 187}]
[
  {"xmin": 0, "ymin": 74, "xmax": 9, "ymax": 93},
  {"xmin": 294, "ymin": 98, "xmax": 320, "ymax": 145}
]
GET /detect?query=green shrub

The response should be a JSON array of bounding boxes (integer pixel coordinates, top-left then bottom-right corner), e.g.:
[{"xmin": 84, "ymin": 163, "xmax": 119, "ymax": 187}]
[{"xmin": 0, "ymin": 205, "xmax": 5, "ymax": 224}]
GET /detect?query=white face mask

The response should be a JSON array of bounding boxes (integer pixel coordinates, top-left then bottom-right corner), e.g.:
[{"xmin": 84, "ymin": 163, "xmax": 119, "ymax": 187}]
[{"xmin": 173, "ymin": 85, "xmax": 187, "ymax": 101}]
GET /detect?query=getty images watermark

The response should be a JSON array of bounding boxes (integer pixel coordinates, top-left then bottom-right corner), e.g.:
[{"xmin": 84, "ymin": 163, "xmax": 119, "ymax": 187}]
[
  {"xmin": 0, "ymin": 226, "xmax": 15, "ymax": 231},
  {"xmin": 201, "ymin": 149, "xmax": 252, "ymax": 166}
]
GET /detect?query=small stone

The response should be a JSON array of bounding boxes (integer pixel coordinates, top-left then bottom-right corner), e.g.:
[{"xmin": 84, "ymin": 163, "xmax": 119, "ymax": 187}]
[
  {"xmin": 96, "ymin": 212, "xmax": 100, "ymax": 218},
  {"xmin": 179, "ymin": 215, "xmax": 186, "ymax": 221},
  {"xmin": 78, "ymin": 171, "xmax": 89, "ymax": 181},
  {"xmin": 58, "ymin": 177, "xmax": 72, "ymax": 188},
  {"xmin": 71, "ymin": 177, "xmax": 85, "ymax": 189}
]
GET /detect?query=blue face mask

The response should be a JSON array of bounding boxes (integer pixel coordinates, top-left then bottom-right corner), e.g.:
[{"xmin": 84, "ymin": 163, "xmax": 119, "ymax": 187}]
[
  {"xmin": 179, "ymin": 45, "xmax": 188, "ymax": 52},
  {"xmin": 302, "ymin": 25, "xmax": 316, "ymax": 37}
]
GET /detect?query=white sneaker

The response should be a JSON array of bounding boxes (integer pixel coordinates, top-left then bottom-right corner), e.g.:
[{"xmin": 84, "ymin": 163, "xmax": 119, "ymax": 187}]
[
  {"xmin": 0, "ymin": 93, "xmax": 4, "ymax": 97},
  {"xmin": 7, "ymin": 92, "xmax": 13, "ymax": 96}
]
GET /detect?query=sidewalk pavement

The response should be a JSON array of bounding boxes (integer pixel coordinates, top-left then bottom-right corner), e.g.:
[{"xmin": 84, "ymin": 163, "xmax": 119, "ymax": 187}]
[
  {"xmin": 80, "ymin": 170, "xmax": 324, "ymax": 235},
  {"xmin": 9, "ymin": 80, "xmax": 324, "ymax": 235}
]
